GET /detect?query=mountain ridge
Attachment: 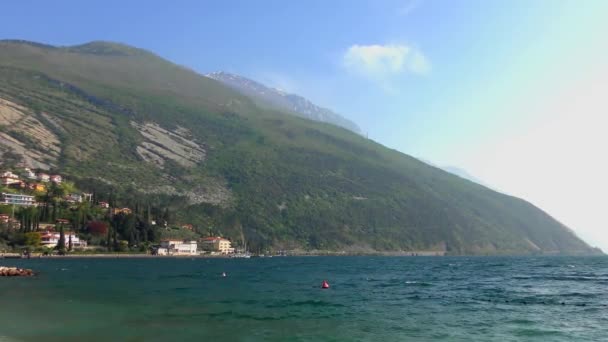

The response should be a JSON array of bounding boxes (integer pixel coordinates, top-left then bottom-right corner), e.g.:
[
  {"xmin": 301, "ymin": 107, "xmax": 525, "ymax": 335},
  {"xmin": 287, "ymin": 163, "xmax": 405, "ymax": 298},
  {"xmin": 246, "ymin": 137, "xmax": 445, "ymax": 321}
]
[
  {"xmin": 0, "ymin": 39, "xmax": 599, "ymax": 255},
  {"xmin": 205, "ymin": 71, "xmax": 362, "ymax": 134}
]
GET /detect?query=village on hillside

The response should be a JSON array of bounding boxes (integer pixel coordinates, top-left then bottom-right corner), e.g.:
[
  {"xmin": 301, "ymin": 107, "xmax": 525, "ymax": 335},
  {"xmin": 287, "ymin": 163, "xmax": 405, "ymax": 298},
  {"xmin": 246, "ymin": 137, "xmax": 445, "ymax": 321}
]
[{"xmin": 0, "ymin": 168, "xmax": 241, "ymax": 257}]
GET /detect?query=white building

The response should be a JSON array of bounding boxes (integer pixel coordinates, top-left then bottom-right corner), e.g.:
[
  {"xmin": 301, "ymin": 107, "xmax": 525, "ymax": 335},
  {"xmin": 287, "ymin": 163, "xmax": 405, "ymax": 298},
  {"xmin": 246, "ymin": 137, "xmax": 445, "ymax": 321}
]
[
  {"xmin": 40, "ymin": 232, "xmax": 87, "ymax": 248},
  {"xmin": 0, "ymin": 193, "xmax": 35, "ymax": 206},
  {"xmin": 50, "ymin": 175, "xmax": 62, "ymax": 184},
  {"xmin": 159, "ymin": 239, "xmax": 198, "ymax": 255},
  {"xmin": 37, "ymin": 173, "xmax": 50, "ymax": 182},
  {"xmin": 23, "ymin": 168, "xmax": 37, "ymax": 179},
  {"xmin": 155, "ymin": 247, "xmax": 168, "ymax": 255},
  {"xmin": 67, "ymin": 193, "xmax": 83, "ymax": 203}
]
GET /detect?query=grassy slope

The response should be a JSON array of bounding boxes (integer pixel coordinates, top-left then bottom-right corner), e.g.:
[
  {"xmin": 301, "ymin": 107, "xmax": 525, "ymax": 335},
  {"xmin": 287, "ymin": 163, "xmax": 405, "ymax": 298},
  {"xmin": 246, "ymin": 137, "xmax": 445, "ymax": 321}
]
[{"xmin": 0, "ymin": 40, "xmax": 597, "ymax": 254}]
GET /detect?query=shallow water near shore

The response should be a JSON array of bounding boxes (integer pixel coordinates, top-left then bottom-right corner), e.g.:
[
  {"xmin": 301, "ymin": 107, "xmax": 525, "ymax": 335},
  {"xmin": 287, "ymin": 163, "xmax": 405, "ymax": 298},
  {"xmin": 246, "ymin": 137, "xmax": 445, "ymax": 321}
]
[{"xmin": 0, "ymin": 256, "xmax": 607, "ymax": 341}]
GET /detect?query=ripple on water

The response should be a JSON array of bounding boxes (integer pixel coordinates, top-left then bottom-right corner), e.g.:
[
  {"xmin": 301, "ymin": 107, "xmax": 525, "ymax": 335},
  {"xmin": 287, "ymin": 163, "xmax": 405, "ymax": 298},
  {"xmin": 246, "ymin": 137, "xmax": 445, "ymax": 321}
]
[
  {"xmin": 2, "ymin": 256, "xmax": 607, "ymax": 341},
  {"xmin": 265, "ymin": 299, "xmax": 346, "ymax": 309}
]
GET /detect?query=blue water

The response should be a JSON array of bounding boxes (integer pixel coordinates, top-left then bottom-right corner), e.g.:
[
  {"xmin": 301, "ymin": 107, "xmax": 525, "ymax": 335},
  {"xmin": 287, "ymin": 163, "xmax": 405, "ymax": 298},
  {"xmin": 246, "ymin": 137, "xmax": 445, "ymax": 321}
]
[{"xmin": 0, "ymin": 256, "xmax": 607, "ymax": 341}]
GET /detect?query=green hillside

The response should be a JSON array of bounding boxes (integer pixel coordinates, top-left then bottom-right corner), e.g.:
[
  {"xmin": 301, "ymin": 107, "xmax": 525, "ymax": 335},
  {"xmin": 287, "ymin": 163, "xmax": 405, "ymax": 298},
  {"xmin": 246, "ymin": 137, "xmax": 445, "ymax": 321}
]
[{"xmin": 0, "ymin": 40, "xmax": 598, "ymax": 255}]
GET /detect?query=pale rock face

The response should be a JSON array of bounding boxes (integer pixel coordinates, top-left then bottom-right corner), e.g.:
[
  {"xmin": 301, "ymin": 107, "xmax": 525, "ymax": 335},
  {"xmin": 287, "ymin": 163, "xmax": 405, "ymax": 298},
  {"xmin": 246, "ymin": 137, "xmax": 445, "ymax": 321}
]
[
  {"xmin": 131, "ymin": 121, "xmax": 206, "ymax": 168},
  {"xmin": 0, "ymin": 97, "xmax": 62, "ymax": 169},
  {"xmin": 132, "ymin": 121, "xmax": 232, "ymax": 207}
]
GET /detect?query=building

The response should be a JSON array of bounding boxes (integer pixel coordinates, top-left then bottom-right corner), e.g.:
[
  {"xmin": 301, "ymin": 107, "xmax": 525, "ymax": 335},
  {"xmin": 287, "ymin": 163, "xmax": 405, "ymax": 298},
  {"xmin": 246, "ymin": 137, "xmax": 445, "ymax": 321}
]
[
  {"xmin": 1, "ymin": 171, "xmax": 20, "ymax": 185},
  {"xmin": 37, "ymin": 173, "xmax": 50, "ymax": 182},
  {"xmin": 159, "ymin": 239, "xmax": 198, "ymax": 255},
  {"xmin": 113, "ymin": 207, "xmax": 132, "ymax": 215},
  {"xmin": 98, "ymin": 201, "xmax": 109, "ymax": 208},
  {"xmin": 0, "ymin": 193, "xmax": 35, "ymax": 206},
  {"xmin": 82, "ymin": 193, "xmax": 93, "ymax": 202},
  {"xmin": 0, "ymin": 214, "xmax": 9, "ymax": 224},
  {"xmin": 49, "ymin": 175, "xmax": 62, "ymax": 184},
  {"xmin": 8, "ymin": 181, "xmax": 27, "ymax": 189},
  {"xmin": 28, "ymin": 183, "xmax": 46, "ymax": 192},
  {"xmin": 23, "ymin": 168, "xmax": 37, "ymax": 179},
  {"xmin": 200, "ymin": 237, "xmax": 234, "ymax": 254},
  {"xmin": 155, "ymin": 247, "xmax": 169, "ymax": 255},
  {"xmin": 40, "ymin": 231, "xmax": 87, "ymax": 248},
  {"xmin": 55, "ymin": 218, "xmax": 70, "ymax": 225},
  {"xmin": 66, "ymin": 193, "xmax": 82, "ymax": 203}
]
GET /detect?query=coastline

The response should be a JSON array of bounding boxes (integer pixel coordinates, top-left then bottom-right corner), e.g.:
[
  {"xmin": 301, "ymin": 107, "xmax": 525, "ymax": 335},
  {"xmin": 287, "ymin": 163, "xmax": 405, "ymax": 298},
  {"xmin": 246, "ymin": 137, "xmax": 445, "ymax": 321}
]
[
  {"xmin": 2, "ymin": 249, "xmax": 602, "ymax": 259},
  {"xmin": 1, "ymin": 252, "xmax": 446, "ymax": 259}
]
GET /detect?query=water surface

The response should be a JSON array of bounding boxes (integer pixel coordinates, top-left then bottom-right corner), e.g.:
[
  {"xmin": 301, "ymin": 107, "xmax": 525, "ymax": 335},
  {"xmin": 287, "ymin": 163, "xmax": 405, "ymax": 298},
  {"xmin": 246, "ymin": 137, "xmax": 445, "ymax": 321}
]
[{"xmin": 0, "ymin": 256, "xmax": 606, "ymax": 341}]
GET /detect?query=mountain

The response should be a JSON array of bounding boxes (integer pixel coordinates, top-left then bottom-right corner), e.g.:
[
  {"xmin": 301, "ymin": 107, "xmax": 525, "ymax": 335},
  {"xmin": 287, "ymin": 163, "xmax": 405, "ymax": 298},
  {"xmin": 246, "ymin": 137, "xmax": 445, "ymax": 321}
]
[
  {"xmin": 205, "ymin": 71, "xmax": 361, "ymax": 134},
  {"xmin": 442, "ymin": 166, "xmax": 495, "ymax": 190},
  {"xmin": 0, "ymin": 40, "xmax": 599, "ymax": 255}
]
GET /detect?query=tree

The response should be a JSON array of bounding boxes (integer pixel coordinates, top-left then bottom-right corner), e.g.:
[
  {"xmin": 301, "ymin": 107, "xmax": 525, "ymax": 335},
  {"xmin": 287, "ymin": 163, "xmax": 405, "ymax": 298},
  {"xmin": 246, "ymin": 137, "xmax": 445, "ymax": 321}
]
[
  {"xmin": 106, "ymin": 224, "xmax": 112, "ymax": 252},
  {"xmin": 24, "ymin": 232, "xmax": 41, "ymax": 248},
  {"xmin": 57, "ymin": 224, "xmax": 66, "ymax": 253}
]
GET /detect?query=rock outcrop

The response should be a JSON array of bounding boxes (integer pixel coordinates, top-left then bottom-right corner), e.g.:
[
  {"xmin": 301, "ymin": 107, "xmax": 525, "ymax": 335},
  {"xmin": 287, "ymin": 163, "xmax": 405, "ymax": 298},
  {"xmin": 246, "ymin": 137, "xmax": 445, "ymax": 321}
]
[{"xmin": 0, "ymin": 266, "xmax": 35, "ymax": 276}]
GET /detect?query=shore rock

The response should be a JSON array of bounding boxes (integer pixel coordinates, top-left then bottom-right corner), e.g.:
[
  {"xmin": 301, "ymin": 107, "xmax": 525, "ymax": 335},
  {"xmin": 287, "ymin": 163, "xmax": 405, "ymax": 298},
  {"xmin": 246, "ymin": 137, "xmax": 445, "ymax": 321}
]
[{"xmin": 0, "ymin": 266, "xmax": 35, "ymax": 277}]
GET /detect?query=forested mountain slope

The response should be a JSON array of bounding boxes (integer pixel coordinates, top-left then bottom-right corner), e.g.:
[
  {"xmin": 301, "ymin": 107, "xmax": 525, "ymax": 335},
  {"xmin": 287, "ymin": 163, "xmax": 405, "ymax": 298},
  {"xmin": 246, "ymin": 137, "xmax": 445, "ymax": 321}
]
[{"xmin": 0, "ymin": 40, "xmax": 598, "ymax": 255}]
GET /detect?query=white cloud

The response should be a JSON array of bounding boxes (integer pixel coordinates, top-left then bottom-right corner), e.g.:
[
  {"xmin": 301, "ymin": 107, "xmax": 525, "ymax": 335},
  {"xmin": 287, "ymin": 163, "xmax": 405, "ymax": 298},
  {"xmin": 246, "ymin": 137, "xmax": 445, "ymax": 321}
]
[{"xmin": 343, "ymin": 44, "xmax": 430, "ymax": 81}]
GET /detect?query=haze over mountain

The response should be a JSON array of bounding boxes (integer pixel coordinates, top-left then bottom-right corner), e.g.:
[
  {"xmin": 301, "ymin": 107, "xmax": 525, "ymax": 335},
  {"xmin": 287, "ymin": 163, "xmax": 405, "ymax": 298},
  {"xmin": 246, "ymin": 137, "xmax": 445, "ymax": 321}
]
[
  {"xmin": 0, "ymin": 39, "xmax": 599, "ymax": 255},
  {"xmin": 441, "ymin": 166, "xmax": 496, "ymax": 190},
  {"xmin": 205, "ymin": 71, "xmax": 361, "ymax": 134}
]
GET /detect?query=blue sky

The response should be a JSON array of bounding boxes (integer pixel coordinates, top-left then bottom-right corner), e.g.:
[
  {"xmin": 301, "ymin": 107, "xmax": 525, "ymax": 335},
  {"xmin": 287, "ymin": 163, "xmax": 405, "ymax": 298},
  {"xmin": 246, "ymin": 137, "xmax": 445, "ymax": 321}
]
[{"xmin": 2, "ymin": 0, "xmax": 608, "ymax": 249}]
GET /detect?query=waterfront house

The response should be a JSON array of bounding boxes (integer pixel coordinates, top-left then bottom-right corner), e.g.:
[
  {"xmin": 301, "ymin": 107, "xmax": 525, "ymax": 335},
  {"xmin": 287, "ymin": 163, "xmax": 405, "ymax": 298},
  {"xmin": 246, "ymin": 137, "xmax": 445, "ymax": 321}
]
[
  {"xmin": 200, "ymin": 237, "xmax": 234, "ymax": 254},
  {"xmin": 0, "ymin": 193, "xmax": 36, "ymax": 206},
  {"xmin": 40, "ymin": 231, "xmax": 87, "ymax": 248},
  {"xmin": 159, "ymin": 239, "xmax": 198, "ymax": 255},
  {"xmin": 49, "ymin": 175, "xmax": 62, "ymax": 184},
  {"xmin": 155, "ymin": 247, "xmax": 169, "ymax": 255}
]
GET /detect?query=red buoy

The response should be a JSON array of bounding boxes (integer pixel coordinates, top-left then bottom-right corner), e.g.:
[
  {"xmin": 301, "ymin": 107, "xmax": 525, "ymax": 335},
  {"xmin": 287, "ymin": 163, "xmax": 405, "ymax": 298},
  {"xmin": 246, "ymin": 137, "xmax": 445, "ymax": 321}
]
[{"xmin": 321, "ymin": 280, "xmax": 330, "ymax": 289}]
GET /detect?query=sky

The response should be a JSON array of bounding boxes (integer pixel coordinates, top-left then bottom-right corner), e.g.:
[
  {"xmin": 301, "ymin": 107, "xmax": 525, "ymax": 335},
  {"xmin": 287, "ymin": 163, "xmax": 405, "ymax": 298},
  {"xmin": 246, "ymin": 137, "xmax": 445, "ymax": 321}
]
[{"xmin": 2, "ymin": 0, "xmax": 608, "ymax": 249}]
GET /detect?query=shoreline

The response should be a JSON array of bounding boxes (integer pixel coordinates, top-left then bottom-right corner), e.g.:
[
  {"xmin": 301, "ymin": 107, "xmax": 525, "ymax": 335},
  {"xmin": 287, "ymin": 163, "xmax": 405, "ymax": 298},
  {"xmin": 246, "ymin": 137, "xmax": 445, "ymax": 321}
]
[{"xmin": 2, "ymin": 251, "xmax": 602, "ymax": 259}]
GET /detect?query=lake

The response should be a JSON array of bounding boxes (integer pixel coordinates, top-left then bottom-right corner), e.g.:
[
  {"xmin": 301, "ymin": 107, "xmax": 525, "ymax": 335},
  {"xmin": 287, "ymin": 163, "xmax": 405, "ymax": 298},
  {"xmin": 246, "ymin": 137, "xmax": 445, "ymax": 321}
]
[{"xmin": 0, "ymin": 256, "xmax": 606, "ymax": 341}]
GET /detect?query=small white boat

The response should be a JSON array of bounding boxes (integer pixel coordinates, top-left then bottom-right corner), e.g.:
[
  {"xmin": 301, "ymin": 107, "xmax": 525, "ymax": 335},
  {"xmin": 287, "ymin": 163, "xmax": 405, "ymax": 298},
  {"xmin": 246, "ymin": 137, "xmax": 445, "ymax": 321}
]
[{"xmin": 231, "ymin": 253, "xmax": 251, "ymax": 259}]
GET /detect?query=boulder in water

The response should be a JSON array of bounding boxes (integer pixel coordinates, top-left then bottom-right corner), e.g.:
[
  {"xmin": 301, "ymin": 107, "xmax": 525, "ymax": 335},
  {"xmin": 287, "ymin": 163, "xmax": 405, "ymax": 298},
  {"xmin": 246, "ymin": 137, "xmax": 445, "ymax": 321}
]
[{"xmin": 0, "ymin": 266, "xmax": 35, "ymax": 277}]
